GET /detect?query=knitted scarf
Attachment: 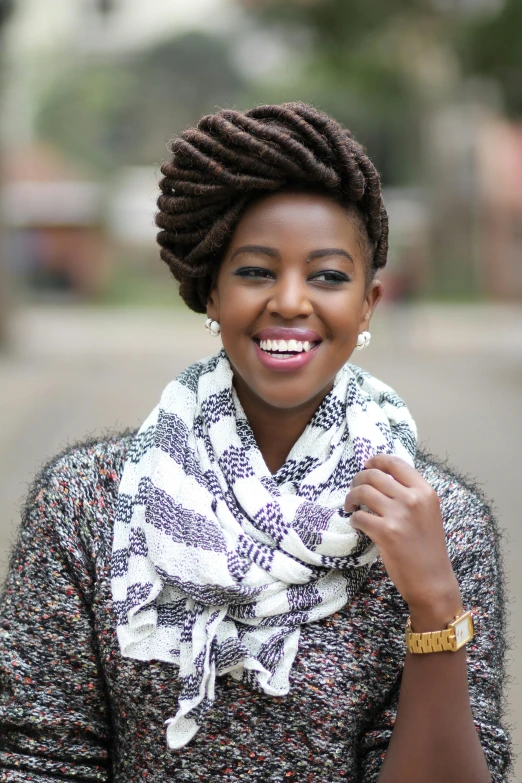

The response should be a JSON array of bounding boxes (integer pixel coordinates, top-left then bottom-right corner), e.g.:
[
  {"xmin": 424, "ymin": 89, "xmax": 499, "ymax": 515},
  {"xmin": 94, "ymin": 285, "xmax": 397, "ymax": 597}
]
[{"xmin": 111, "ymin": 350, "xmax": 417, "ymax": 749}]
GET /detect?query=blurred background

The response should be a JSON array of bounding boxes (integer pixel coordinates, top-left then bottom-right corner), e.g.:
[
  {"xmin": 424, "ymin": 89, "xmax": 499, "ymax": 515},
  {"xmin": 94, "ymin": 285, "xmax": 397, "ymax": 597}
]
[{"xmin": 0, "ymin": 0, "xmax": 520, "ymax": 778}]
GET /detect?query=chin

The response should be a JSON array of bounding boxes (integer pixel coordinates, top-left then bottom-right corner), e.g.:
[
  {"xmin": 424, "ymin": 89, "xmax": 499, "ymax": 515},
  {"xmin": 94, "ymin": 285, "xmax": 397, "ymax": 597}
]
[
  {"xmin": 261, "ymin": 393, "xmax": 312, "ymax": 411},
  {"xmin": 247, "ymin": 377, "xmax": 334, "ymax": 412},
  {"xmin": 228, "ymin": 350, "xmax": 339, "ymax": 413}
]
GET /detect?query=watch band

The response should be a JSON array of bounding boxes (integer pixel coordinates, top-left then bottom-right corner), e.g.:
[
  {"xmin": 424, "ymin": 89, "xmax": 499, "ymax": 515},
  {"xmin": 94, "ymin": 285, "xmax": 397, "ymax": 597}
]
[{"xmin": 405, "ymin": 610, "xmax": 474, "ymax": 654}]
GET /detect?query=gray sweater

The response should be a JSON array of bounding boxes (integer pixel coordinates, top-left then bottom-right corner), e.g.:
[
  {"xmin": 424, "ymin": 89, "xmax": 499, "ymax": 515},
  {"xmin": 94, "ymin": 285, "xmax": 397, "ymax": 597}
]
[{"xmin": 0, "ymin": 433, "xmax": 513, "ymax": 782}]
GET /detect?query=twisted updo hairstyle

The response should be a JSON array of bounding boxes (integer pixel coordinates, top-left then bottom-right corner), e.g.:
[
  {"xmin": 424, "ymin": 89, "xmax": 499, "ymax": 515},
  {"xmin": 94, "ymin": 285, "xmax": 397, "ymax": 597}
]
[{"xmin": 156, "ymin": 102, "xmax": 388, "ymax": 313}]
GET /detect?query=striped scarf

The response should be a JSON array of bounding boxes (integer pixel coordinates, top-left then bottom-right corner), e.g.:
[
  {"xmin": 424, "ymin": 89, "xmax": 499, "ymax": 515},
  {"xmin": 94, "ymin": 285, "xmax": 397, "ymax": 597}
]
[{"xmin": 111, "ymin": 350, "xmax": 417, "ymax": 749}]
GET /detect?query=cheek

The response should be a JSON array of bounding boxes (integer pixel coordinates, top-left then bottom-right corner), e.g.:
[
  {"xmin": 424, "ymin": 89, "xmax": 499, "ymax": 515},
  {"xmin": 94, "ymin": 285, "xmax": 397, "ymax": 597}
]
[
  {"xmin": 220, "ymin": 287, "xmax": 263, "ymax": 329},
  {"xmin": 313, "ymin": 298, "xmax": 364, "ymax": 339}
]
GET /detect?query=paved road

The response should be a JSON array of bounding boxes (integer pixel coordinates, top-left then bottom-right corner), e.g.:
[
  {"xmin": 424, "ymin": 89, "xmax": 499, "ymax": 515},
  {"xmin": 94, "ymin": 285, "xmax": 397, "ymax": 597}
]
[{"xmin": 1, "ymin": 303, "xmax": 521, "ymax": 780}]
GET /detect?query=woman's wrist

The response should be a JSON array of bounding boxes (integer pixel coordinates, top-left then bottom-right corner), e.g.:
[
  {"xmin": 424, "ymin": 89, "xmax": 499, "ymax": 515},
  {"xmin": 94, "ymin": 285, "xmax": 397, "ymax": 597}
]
[{"xmin": 407, "ymin": 581, "xmax": 463, "ymax": 633}]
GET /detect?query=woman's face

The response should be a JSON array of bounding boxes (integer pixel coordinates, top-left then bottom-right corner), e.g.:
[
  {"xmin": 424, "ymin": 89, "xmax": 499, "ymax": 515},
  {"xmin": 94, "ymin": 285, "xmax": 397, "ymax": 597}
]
[{"xmin": 207, "ymin": 190, "xmax": 382, "ymax": 413}]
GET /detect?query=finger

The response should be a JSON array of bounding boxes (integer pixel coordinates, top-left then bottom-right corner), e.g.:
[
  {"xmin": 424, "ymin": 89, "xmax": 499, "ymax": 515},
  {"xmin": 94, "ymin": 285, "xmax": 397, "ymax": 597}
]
[
  {"xmin": 348, "ymin": 509, "xmax": 382, "ymax": 541},
  {"xmin": 349, "ymin": 467, "xmax": 405, "ymax": 501},
  {"xmin": 344, "ymin": 484, "xmax": 390, "ymax": 516},
  {"xmin": 364, "ymin": 454, "xmax": 421, "ymax": 489}
]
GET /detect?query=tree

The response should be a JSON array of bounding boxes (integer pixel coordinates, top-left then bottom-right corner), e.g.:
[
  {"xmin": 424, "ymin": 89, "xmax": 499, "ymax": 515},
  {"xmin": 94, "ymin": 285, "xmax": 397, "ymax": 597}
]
[
  {"xmin": 0, "ymin": 0, "xmax": 12, "ymax": 26},
  {"xmin": 236, "ymin": 0, "xmax": 450, "ymax": 185},
  {"xmin": 457, "ymin": 0, "xmax": 522, "ymax": 116},
  {"xmin": 236, "ymin": 0, "xmax": 522, "ymax": 179},
  {"xmin": 0, "ymin": 0, "xmax": 14, "ymax": 348},
  {"xmin": 36, "ymin": 31, "xmax": 245, "ymax": 174}
]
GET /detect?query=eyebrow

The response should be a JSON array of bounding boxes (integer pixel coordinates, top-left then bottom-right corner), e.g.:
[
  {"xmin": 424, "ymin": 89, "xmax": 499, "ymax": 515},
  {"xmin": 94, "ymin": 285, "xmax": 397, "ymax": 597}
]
[
  {"xmin": 308, "ymin": 248, "xmax": 354, "ymax": 264},
  {"xmin": 229, "ymin": 245, "xmax": 354, "ymax": 264},
  {"xmin": 230, "ymin": 245, "xmax": 278, "ymax": 261}
]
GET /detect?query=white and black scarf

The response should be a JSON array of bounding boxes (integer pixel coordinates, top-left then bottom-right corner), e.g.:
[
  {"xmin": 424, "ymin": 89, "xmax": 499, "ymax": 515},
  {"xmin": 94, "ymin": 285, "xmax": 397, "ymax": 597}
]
[{"xmin": 111, "ymin": 350, "xmax": 417, "ymax": 749}]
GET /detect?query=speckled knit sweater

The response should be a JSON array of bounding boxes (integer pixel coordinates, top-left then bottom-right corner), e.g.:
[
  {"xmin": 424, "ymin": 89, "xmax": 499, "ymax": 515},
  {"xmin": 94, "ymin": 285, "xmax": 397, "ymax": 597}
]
[{"xmin": 0, "ymin": 432, "xmax": 512, "ymax": 782}]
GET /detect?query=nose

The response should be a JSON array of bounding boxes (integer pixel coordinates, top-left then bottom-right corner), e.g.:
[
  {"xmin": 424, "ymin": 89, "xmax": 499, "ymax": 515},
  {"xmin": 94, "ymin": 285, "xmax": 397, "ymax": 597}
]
[{"xmin": 266, "ymin": 272, "xmax": 314, "ymax": 319}]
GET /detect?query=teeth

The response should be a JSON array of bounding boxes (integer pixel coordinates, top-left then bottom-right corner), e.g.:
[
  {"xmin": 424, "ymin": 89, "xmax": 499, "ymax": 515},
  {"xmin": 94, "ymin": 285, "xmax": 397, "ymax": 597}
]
[{"xmin": 258, "ymin": 338, "xmax": 316, "ymax": 354}]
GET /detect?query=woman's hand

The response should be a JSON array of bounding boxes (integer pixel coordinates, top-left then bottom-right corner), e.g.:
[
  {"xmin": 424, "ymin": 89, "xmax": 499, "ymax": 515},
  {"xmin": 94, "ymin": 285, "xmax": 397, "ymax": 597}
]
[{"xmin": 345, "ymin": 454, "xmax": 462, "ymax": 631}]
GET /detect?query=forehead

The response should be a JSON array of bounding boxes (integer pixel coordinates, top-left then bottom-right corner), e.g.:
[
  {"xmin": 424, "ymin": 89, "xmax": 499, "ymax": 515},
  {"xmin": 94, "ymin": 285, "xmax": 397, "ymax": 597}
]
[{"xmin": 227, "ymin": 191, "xmax": 363, "ymax": 255}]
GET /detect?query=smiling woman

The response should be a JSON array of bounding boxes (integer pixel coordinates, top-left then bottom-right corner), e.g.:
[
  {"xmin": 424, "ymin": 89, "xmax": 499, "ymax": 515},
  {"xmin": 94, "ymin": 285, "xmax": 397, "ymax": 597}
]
[
  {"xmin": 0, "ymin": 104, "xmax": 512, "ymax": 783},
  {"xmin": 207, "ymin": 191, "xmax": 381, "ymax": 444}
]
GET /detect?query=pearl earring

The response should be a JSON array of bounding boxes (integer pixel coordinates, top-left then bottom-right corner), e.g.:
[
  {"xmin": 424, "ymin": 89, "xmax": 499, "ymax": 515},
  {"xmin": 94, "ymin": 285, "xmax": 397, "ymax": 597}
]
[
  {"xmin": 205, "ymin": 318, "xmax": 221, "ymax": 336},
  {"xmin": 356, "ymin": 330, "xmax": 371, "ymax": 350}
]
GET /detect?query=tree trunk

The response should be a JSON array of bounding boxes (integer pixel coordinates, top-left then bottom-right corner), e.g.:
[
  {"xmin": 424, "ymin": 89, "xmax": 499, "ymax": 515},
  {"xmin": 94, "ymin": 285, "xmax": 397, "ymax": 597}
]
[{"xmin": 0, "ymin": 3, "xmax": 13, "ymax": 349}]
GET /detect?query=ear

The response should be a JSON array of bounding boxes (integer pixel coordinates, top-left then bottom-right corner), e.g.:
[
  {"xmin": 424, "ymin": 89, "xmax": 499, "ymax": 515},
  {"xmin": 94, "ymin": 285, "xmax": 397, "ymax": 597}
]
[
  {"xmin": 358, "ymin": 279, "xmax": 383, "ymax": 332},
  {"xmin": 206, "ymin": 283, "xmax": 221, "ymax": 322}
]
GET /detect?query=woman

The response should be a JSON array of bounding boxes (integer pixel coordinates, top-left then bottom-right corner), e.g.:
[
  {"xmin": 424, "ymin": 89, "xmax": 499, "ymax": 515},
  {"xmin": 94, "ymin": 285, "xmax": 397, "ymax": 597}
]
[{"xmin": 0, "ymin": 103, "xmax": 512, "ymax": 782}]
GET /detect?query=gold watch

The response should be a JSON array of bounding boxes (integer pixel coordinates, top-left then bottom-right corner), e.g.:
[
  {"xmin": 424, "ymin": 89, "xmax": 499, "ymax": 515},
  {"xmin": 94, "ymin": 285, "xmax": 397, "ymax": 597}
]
[{"xmin": 405, "ymin": 610, "xmax": 474, "ymax": 654}]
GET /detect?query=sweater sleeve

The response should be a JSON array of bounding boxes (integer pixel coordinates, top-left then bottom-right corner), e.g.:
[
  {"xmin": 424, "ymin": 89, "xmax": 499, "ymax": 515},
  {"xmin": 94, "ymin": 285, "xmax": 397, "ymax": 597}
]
[
  {"xmin": 356, "ymin": 463, "xmax": 513, "ymax": 783},
  {"xmin": 0, "ymin": 450, "xmax": 112, "ymax": 782}
]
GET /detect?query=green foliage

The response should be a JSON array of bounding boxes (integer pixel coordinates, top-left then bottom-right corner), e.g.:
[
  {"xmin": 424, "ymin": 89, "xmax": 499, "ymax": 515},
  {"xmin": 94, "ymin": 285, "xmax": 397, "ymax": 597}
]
[
  {"xmin": 457, "ymin": 0, "xmax": 522, "ymax": 116},
  {"xmin": 0, "ymin": 0, "xmax": 13, "ymax": 28},
  {"xmin": 238, "ymin": 0, "xmax": 436, "ymax": 184},
  {"xmin": 35, "ymin": 0, "xmax": 522, "ymax": 192},
  {"xmin": 36, "ymin": 31, "xmax": 245, "ymax": 174},
  {"xmin": 247, "ymin": 0, "xmax": 430, "ymax": 45},
  {"xmin": 37, "ymin": 64, "xmax": 134, "ymax": 172},
  {"xmin": 247, "ymin": 0, "xmax": 522, "ymax": 119}
]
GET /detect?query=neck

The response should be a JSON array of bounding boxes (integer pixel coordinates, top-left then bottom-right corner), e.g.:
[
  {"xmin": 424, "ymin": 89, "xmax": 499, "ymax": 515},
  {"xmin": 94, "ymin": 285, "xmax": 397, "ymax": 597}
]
[{"xmin": 234, "ymin": 380, "xmax": 333, "ymax": 474}]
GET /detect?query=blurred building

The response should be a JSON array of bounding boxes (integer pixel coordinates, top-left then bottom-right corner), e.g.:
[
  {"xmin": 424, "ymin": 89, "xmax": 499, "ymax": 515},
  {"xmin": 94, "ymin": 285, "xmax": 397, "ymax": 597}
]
[
  {"xmin": 429, "ymin": 103, "xmax": 522, "ymax": 301},
  {"xmin": 2, "ymin": 144, "xmax": 108, "ymax": 297},
  {"xmin": 381, "ymin": 187, "xmax": 431, "ymax": 302},
  {"xmin": 477, "ymin": 117, "xmax": 522, "ymax": 299}
]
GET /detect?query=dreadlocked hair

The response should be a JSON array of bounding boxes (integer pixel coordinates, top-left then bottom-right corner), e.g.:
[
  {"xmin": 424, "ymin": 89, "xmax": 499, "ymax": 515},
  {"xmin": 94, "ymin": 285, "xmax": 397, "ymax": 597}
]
[{"xmin": 156, "ymin": 102, "xmax": 388, "ymax": 313}]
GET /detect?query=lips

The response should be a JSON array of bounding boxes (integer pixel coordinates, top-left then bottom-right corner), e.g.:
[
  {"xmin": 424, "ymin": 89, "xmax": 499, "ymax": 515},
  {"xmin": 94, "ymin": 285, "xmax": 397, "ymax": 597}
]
[
  {"xmin": 253, "ymin": 340, "xmax": 320, "ymax": 371},
  {"xmin": 252, "ymin": 327, "xmax": 322, "ymax": 372}
]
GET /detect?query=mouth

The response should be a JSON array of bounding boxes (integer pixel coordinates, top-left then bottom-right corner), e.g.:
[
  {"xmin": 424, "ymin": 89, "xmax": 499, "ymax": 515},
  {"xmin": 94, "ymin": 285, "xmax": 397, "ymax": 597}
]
[
  {"xmin": 251, "ymin": 331, "xmax": 322, "ymax": 372},
  {"xmin": 253, "ymin": 337, "xmax": 320, "ymax": 358}
]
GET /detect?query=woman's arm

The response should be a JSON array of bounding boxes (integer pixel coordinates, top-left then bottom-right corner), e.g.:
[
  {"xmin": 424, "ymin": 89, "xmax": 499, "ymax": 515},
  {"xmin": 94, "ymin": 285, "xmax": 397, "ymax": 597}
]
[
  {"xmin": 378, "ymin": 614, "xmax": 490, "ymax": 781},
  {"xmin": 0, "ymin": 452, "xmax": 112, "ymax": 782},
  {"xmin": 347, "ymin": 454, "xmax": 511, "ymax": 783}
]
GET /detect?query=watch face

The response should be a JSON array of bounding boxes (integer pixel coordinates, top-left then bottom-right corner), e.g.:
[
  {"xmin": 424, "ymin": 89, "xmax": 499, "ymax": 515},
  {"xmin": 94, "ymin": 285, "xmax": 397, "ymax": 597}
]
[{"xmin": 454, "ymin": 614, "xmax": 473, "ymax": 649}]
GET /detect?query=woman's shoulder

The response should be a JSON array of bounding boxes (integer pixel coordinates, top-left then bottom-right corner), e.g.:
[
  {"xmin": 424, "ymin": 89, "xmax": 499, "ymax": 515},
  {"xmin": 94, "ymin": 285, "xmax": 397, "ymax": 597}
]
[
  {"xmin": 28, "ymin": 429, "xmax": 135, "ymax": 500},
  {"xmin": 416, "ymin": 449, "xmax": 492, "ymax": 509},
  {"xmin": 0, "ymin": 431, "xmax": 139, "ymax": 602},
  {"xmin": 415, "ymin": 449, "xmax": 501, "ymax": 553},
  {"xmin": 35, "ymin": 428, "xmax": 135, "ymax": 484},
  {"xmin": 17, "ymin": 430, "xmax": 138, "ymax": 557}
]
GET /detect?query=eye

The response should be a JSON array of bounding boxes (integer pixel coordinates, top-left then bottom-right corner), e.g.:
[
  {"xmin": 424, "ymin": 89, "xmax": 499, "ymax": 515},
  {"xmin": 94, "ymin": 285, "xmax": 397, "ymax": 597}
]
[
  {"xmin": 310, "ymin": 270, "xmax": 351, "ymax": 285},
  {"xmin": 234, "ymin": 266, "xmax": 275, "ymax": 280}
]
